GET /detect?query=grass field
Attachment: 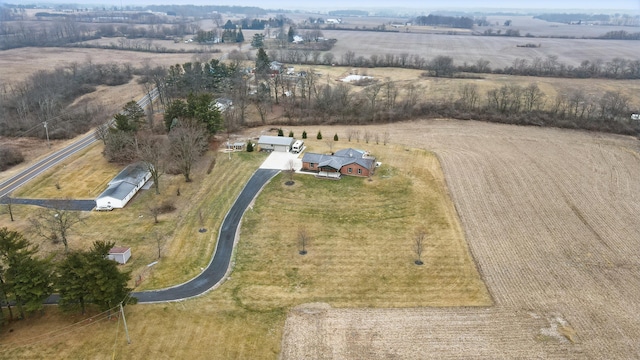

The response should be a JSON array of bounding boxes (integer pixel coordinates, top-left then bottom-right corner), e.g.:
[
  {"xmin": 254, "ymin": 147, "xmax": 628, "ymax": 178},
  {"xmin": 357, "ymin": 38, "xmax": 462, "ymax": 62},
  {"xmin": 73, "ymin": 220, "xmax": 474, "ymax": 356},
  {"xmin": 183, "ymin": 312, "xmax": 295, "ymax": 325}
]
[
  {"xmin": 0, "ymin": 129, "xmax": 489, "ymax": 358},
  {"xmin": 279, "ymin": 120, "xmax": 640, "ymax": 359},
  {"xmin": 2, "ymin": 12, "xmax": 640, "ymax": 358}
]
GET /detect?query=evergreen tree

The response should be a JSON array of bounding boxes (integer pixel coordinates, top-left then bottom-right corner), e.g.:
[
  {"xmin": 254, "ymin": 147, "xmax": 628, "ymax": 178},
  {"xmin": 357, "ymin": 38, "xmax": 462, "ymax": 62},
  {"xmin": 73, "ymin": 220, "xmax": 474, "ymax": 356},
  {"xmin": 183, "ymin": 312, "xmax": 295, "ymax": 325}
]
[
  {"xmin": 11, "ymin": 256, "xmax": 53, "ymax": 318},
  {"xmin": 246, "ymin": 141, "xmax": 254, "ymax": 152},
  {"xmin": 289, "ymin": 130, "xmax": 294, "ymax": 137},
  {"xmin": 302, "ymin": 130, "xmax": 307, "ymax": 139},
  {"xmin": 278, "ymin": 128, "xmax": 284, "ymax": 136},
  {"xmin": 334, "ymin": 133, "xmax": 339, "ymax": 141},
  {"xmin": 255, "ymin": 48, "xmax": 270, "ymax": 76},
  {"xmin": 58, "ymin": 241, "xmax": 134, "ymax": 314},
  {"xmin": 288, "ymin": 26, "xmax": 295, "ymax": 42},
  {"xmin": 236, "ymin": 28, "xmax": 244, "ymax": 43},
  {"xmin": 223, "ymin": 20, "xmax": 235, "ymax": 29},
  {"xmin": 251, "ymin": 33, "xmax": 265, "ymax": 48},
  {"xmin": 0, "ymin": 228, "xmax": 53, "ymax": 320},
  {"xmin": 317, "ymin": 131, "xmax": 322, "ymax": 140}
]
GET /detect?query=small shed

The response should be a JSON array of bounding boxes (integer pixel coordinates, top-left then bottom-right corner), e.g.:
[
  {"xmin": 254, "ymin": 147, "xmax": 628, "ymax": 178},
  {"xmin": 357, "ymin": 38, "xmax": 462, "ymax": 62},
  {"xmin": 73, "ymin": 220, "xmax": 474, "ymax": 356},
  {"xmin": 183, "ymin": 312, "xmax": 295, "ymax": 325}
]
[
  {"xmin": 226, "ymin": 141, "xmax": 245, "ymax": 151},
  {"xmin": 257, "ymin": 135, "xmax": 295, "ymax": 152},
  {"xmin": 108, "ymin": 247, "xmax": 131, "ymax": 265},
  {"xmin": 95, "ymin": 162, "xmax": 151, "ymax": 210}
]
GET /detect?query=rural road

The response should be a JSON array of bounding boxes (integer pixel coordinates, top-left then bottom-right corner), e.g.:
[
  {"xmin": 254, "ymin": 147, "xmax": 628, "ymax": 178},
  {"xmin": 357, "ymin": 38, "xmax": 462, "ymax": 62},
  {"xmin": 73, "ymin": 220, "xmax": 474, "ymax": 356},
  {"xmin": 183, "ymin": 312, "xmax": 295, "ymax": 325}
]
[
  {"xmin": 133, "ymin": 168, "xmax": 280, "ymax": 303},
  {"xmin": 0, "ymin": 88, "xmax": 158, "ymax": 203},
  {"xmin": 0, "ymin": 132, "xmax": 98, "ymax": 200}
]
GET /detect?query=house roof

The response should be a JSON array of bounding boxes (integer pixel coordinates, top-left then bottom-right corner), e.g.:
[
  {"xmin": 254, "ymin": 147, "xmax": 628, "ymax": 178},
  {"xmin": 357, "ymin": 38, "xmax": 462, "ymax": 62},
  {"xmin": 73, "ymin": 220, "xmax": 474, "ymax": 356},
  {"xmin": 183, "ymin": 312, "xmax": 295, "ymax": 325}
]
[
  {"xmin": 109, "ymin": 162, "xmax": 149, "ymax": 186},
  {"xmin": 258, "ymin": 135, "xmax": 295, "ymax": 147},
  {"xmin": 302, "ymin": 148, "xmax": 375, "ymax": 171},
  {"xmin": 98, "ymin": 162, "xmax": 150, "ymax": 201}
]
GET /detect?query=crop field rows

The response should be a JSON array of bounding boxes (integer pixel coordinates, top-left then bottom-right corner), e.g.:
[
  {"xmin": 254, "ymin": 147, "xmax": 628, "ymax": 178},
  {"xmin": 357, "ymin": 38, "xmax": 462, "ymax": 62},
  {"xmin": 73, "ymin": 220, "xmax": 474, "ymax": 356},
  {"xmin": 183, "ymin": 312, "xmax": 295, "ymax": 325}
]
[{"xmin": 280, "ymin": 120, "xmax": 640, "ymax": 359}]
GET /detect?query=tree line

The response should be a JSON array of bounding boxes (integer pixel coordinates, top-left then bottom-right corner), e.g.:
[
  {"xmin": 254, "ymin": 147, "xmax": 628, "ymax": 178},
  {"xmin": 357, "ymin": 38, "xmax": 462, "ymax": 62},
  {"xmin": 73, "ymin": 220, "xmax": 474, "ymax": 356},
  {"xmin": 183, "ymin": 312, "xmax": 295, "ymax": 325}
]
[
  {"xmin": 0, "ymin": 61, "xmax": 132, "ymax": 139},
  {"xmin": 248, "ymin": 49, "xmax": 636, "ymax": 134},
  {"xmin": 413, "ymin": 14, "xmax": 474, "ymax": 29},
  {"xmin": 262, "ymin": 45, "xmax": 640, "ymax": 81},
  {"xmin": 0, "ymin": 227, "xmax": 134, "ymax": 323}
]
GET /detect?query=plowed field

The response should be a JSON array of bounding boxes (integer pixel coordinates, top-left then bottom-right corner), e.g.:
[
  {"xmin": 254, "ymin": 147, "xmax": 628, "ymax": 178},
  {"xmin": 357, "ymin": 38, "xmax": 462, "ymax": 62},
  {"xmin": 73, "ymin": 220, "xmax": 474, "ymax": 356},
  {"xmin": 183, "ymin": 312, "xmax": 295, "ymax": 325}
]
[{"xmin": 281, "ymin": 120, "xmax": 640, "ymax": 359}]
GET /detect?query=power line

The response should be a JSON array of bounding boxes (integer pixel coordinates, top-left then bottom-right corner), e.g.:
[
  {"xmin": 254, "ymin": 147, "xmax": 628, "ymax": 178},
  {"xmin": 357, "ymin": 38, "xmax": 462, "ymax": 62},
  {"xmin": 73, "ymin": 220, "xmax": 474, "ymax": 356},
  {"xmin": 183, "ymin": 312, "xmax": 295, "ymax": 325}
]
[{"xmin": 0, "ymin": 305, "xmax": 121, "ymax": 351}]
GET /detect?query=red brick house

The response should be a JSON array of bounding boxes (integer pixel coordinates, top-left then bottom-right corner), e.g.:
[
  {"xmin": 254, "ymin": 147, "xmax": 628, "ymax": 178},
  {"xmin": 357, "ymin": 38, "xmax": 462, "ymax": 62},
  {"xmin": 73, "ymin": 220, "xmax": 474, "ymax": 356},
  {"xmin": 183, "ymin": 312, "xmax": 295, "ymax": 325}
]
[{"xmin": 301, "ymin": 148, "xmax": 376, "ymax": 178}]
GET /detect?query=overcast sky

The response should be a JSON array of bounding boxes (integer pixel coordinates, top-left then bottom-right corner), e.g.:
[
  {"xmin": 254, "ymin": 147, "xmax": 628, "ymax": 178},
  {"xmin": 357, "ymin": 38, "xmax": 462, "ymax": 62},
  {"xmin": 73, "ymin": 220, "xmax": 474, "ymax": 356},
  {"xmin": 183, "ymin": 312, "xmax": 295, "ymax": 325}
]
[{"xmin": 5, "ymin": 0, "xmax": 640, "ymax": 11}]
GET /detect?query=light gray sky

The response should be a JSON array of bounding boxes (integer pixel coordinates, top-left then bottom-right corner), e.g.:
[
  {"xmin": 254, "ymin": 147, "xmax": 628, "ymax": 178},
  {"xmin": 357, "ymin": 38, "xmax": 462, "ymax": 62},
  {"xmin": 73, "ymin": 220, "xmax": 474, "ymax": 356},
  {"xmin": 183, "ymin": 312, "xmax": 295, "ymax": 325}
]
[{"xmin": 6, "ymin": 0, "xmax": 640, "ymax": 10}]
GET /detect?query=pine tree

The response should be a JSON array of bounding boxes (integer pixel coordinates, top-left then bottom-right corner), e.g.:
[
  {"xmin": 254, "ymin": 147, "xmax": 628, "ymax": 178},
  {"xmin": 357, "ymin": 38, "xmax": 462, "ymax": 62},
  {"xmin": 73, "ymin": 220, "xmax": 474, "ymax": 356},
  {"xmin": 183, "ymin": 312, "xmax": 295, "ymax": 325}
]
[
  {"xmin": 236, "ymin": 28, "xmax": 244, "ymax": 43},
  {"xmin": 289, "ymin": 130, "xmax": 294, "ymax": 137},
  {"xmin": 288, "ymin": 26, "xmax": 295, "ymax": 42},
  {"xmin": 278, "ymin": 128, "xmax": 284, "ymax": 136},
  {"xmin": 334, "ymin": 133, "xmax": 339, "ymax": 141},
  {"xmin": 246, "ymin": 141, "xmax": 254, "ymax": 152},
  {"xmin": 302, "ymin": 130, "xmax": 307, "ymax": 139},
  {"xmin": 255, "ymin": 48, "xmax": 270, "ymax": 76},
  {"xmin": 317, "ymin": 131, "xmax": 322, "ymax": 140}
]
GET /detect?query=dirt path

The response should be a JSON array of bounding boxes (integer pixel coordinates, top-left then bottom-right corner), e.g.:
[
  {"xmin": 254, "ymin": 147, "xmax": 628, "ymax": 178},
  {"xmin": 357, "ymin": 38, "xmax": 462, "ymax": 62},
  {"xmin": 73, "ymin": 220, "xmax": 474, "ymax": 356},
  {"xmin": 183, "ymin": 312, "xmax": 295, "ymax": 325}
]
[{"xmin": 280, "ymin": 120, "xmax": 640, "ymax": 359}]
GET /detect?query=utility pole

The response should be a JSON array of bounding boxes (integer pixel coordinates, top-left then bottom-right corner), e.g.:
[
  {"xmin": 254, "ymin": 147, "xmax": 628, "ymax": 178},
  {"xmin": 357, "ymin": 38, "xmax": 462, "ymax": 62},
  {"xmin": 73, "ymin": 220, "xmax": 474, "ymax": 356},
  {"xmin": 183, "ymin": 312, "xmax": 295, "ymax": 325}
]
[
  {"xmin": 120, "ymin": 302, "xmax": 131, "ymax": 344},
  {"xmin": 43, "ymin": 121, "xmax": 51, "ymax": 148}
]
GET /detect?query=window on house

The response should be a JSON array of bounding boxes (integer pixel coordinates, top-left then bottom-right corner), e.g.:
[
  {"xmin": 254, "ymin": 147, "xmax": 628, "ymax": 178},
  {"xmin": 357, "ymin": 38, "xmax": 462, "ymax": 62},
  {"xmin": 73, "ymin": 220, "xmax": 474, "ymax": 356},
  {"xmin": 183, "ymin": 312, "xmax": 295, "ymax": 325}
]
[
  {"xmin": 358, "ymin": 168, "xmax": 362, "ymax": 174},
  {"xmin": 348, "ymin": 168, "xmax": 352, "ymax": 173},
  {"xmin": 310, "ymin": 163, "xmax": 314, "ymax": 168}
]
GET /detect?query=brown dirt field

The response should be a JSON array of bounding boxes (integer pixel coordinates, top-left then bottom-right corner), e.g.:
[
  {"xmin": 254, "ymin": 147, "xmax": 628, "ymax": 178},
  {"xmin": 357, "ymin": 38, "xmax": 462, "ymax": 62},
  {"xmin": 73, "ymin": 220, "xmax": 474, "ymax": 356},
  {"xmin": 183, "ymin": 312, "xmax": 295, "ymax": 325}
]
[
  {"xmin": 280, "ymin": 120, "xmax": 640, "ymax": 359},
  {"xmin": 324, "ymin": 29, "xmax": 640, "ymax": 68},
  {"xmin": 0, "ymin": 47, "xmax": 197, "ymax": 84}
]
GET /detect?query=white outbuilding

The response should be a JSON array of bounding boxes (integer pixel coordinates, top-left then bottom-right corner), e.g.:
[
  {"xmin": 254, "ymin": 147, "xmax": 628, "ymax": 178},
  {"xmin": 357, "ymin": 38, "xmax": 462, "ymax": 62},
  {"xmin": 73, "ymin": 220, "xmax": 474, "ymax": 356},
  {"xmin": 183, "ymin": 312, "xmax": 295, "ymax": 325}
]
[
  {"xmin": 108, "ymin": 246, "xmax": 131, "ymax": 264},
  {"xmin": 257, "ymin": 135, "xmax": 295, "ymax": 152},
  {"xmin": 95, "ymin": 162, "xmax": 151, "ymax": 210}
]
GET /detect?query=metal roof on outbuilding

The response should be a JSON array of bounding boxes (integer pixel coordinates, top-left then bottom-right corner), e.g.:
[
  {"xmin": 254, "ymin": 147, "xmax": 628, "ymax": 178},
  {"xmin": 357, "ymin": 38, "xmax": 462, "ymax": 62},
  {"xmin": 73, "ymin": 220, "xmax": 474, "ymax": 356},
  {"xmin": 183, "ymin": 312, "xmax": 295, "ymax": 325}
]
[
  {"xmin": 258, "ymin": 135, "xmax": 295, "ymax": 146},
  {"xmin": 98, "ymin": 162, "xmax": 150, "ymax": 201},
  {"xmin": 109, "ymin": 162, "xmax": 149, "ymax": 186}
]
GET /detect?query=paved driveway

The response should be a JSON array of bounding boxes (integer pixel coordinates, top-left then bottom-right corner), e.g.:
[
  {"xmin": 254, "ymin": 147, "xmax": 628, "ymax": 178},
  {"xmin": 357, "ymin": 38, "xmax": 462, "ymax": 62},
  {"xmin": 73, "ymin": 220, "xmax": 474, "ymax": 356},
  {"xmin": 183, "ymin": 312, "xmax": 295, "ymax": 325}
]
[
  {"xmin": 260, "ymin": 151, "xmax": 302, "ymax": 170},
  {"xmin": 132, "ymin": 168, "xmax": 280, "ymax": 303},
  {"xmin": 0, "ymin": 198, "xmax": 95, "ymax": 211}
]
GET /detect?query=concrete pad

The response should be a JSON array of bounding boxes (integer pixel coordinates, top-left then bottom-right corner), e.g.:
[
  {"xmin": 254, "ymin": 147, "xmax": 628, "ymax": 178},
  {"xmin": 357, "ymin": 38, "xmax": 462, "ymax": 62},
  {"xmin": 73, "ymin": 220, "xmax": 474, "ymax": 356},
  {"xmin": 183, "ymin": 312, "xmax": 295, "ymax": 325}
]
[{"xmin": 260, "ymin": 151, "xmax": 302, "ymax": 170}]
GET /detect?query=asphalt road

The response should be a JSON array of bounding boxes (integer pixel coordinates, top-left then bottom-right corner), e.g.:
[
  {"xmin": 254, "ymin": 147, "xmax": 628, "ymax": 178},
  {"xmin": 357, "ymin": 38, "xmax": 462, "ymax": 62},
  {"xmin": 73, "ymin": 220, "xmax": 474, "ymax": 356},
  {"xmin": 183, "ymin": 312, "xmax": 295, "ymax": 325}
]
[
  {"xmin": 0, "ymin": 132, "xmax": 98, "ymax": 200},
  {"xmin": 133, "ymin": 168, "xmax": 279, "ymax": 303},
  {"xmin": 0, "ymin": 88, "xmax": 158, "ymax": 203}
]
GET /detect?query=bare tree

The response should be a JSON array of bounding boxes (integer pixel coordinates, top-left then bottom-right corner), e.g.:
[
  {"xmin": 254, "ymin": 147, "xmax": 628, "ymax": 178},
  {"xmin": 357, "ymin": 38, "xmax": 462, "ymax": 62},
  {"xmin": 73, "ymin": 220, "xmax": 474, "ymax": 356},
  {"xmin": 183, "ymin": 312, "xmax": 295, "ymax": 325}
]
[
  {"xmin": 138, "ymin": 132, "xmax": 167, "ymax": 195},
  {"xmin": 363, "ymin": 130, "xmax": 372, "ymax": 144},
  {"xmin": 94, "ymin": 122, "xmax": 111, "ymax": 145},
  {"xmin": 457, "ymin": 84, "xmax": 479, "ymax": 111},
  {"xmin": 429, "ymin": 56, "xmax": 455, "ymax": 77},
  {"xmin": 1, "ymin": 196, "xmax": 14, "ymax": 221},
  {"xmin": 346, "ymin": 128, "xmax": 355, "ymax": 142},
  {"xmin": 154, "ymin": 231, "xmax": 164, "ymax": 259},
  {"xmin": 363, "ymin": 82, "xmax": 383, "ymax": 121},
  {"xmin": 522, "ymin": 83, "xmax": 545, "ymax": 112},
  {"xmin": 287, "ymin": 159, "xmax": 296, "ymax": 183},
  {"xmin": 298, "ymin": 228, "xmax": 309, "ymax": 255},
  {"xmin": 30, "ymin": 203, "xmax": 83, "ymax": 253},
  {"xmin": 383, "ymin": 131, "xmax": 391, "ymax": 146},
  {"xmin": 414, "ymin": 229, "xmax": 426, "ymax": 265},
  {"xmin": 148, "ymin": 203, "xmax": 160, "ymax": 224},
  {"xmin": 325, "ymin": 139, "xmax": 335, "ymax": 153},
  {"xmin": 169, "ymin": 120, "xmax": 209, "ymax": 183}
]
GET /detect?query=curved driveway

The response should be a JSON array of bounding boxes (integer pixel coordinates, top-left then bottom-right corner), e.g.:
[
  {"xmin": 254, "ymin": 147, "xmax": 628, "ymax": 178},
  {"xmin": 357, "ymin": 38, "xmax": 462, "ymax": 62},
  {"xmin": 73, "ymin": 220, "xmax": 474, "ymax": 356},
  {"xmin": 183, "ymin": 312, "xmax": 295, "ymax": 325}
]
[{"xmin": 133, "ymin": 168, "xmax": 279, "ymax": 303}]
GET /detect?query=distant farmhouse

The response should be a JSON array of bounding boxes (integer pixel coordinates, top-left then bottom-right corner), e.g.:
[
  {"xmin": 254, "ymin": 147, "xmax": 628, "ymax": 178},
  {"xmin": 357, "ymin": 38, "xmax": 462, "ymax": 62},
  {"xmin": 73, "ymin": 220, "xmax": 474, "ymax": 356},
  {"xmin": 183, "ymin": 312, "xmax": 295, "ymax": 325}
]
[
  {"xmin": 302, "ymin": 148, "xmax": 376, "ymax": 178},
  {"xmin": 95, "ymin": 162, "xmax": 151, "ymax": 210}
]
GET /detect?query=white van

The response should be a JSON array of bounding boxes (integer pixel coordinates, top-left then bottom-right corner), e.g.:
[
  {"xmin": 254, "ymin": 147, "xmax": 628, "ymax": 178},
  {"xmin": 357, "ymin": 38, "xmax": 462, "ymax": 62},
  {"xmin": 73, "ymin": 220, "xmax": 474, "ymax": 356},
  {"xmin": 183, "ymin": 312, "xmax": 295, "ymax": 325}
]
[{"xmin": 291, "ymin": 140, "xmax": 304, "ymax": 153}]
